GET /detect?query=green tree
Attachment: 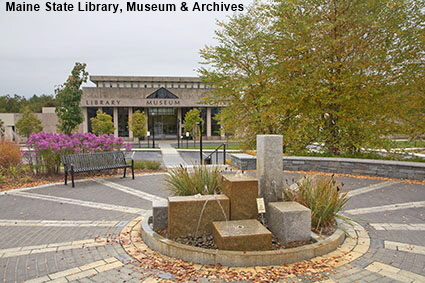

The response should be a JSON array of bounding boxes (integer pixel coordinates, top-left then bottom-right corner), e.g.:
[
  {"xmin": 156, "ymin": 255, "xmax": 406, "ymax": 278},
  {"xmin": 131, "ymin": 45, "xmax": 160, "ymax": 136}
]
[
  {"xmin": 15, "ymin": 106, "xmax": 43, "ymax": 138},
  {"xmin": 0, "ymin": 94, "xmax": 57, "ymax": 113},
  {"xmin": 28, "ymin": 94, "xmax": 57, "ymax": 113},
  {"xmin": 90, "ymin": 110, "xmax": 115, "ymax": 135},
  {"xmin": 0, "ymin": 94, "xmax": 27, "ymax": 113},
  {"xmin": 128, "ymin": 110, "xmax": 147, "ymax": 147},
  {"xmin": 183, "ymin": 109, "xmax": 203, "ymax": 146},
  {"xmin": 55, "ymin": 62, "xmax": 88, "ymax": 135},
  {"xmin": 200, "ymin": 0, "xmax": 424, "ymax": 154}
]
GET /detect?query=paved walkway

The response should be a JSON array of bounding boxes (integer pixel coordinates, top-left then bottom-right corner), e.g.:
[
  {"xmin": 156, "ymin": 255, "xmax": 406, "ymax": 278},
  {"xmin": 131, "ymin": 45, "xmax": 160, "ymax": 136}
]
[
  {"xmin": 159, "ymin": 144, "xmax": 188, "ymax": 168},
  {"xmin": 0, "ymin": 172, "xmax": 424, "ymax": 282}
]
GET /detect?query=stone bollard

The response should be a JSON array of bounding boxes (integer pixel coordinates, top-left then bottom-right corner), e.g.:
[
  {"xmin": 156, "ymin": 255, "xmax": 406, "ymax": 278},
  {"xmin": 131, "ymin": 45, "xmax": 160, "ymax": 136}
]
[{"xmin": 256, "ymin": 135, "xmax": 283, "ymax": 207}]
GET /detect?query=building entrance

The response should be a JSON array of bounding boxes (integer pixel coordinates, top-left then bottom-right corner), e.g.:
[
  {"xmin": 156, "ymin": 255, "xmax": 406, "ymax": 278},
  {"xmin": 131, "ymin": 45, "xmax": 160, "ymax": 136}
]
[{"xmin": 148, "ymin": 107, "xmax": 177, "ymax": 139}]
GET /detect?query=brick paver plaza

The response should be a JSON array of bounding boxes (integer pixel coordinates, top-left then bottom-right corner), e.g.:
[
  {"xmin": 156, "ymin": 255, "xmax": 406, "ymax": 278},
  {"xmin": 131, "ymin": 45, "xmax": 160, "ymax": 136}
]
[{"xmin": 0, "ymin": 168, "xmax": 424, "ymax": 282}]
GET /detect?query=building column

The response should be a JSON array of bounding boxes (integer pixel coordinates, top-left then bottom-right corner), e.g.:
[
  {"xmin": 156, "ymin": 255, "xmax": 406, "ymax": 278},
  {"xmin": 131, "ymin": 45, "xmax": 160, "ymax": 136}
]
[
  {"xmin": 128, "ymin": 108, "xmax": 133, "ymax": 139},
  {"xmin": 82, "ymin": 107, "xmax": 88, "ymax": 133},
  {"xmin": 113, "ymin": 107, "xmax": 118, "ymax": 137},
  {"xmin": 206, "ymin": 107, "xmax": 212, "ymax": 138}
]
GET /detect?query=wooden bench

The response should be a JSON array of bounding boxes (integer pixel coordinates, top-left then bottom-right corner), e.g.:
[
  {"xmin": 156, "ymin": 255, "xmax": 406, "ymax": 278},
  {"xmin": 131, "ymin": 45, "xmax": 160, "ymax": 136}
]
[{"xmin": 62, "ymin": 151, "xmax": 134, "ymax": 188}]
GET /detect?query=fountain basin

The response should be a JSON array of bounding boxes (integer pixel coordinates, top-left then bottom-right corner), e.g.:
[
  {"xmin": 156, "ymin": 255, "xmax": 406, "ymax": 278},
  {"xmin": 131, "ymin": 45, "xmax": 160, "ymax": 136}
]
[{"xmin": 140, "ymin": 212, "xmax": 346, "ymax": 267}]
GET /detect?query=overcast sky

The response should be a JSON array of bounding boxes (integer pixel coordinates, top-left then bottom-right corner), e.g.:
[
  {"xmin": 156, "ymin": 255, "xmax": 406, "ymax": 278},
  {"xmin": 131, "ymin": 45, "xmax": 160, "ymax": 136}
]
[{"xmin": 0, "ymin": 0, "xmax": 249, "ymax": 98}]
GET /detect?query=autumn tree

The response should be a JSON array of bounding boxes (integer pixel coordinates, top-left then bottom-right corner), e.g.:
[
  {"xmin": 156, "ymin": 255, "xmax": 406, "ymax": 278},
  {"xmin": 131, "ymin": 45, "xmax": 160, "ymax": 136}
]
[
  {"xmin": 90, "ymin": 110, "xmax": 115, "ymax": 135},
  {"xmin": 200, "ymin": 0, "xmax": 425, "ymax": 154},
  {"xmin": 128, "ymin": 110, "xmax": 147, "ymax": 147},
  {"xmin": 183, "ymin": 109, "xmax": 204, "ymax": 146},
  {"xmin": 15, "ymin": 106, "xmax": 43, "ymax": 138},
  {"xmin": 55, "ymin": 62, "xmax": 88, "ymax": 135}
]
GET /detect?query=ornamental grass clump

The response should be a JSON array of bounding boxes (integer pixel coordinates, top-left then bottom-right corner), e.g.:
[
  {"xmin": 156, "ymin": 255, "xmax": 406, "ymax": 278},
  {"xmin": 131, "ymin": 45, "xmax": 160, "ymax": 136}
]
[
  {"xmin": 0, "ymin": 140, "xmax": 22, "ymax": 169},
  {"xmin": 164, "ymin": 165, "xmax": 222, "ymax": 196},
  {"xmin": 283, "ymin": 175, "xmax": 349, "ymax": 232}
]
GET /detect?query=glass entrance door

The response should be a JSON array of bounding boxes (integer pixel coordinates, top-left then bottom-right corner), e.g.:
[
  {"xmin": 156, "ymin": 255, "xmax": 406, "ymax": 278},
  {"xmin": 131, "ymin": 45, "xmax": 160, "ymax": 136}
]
[{"xmin": 148, "ymin": 107, "xmax": 177, "ymax": 139}]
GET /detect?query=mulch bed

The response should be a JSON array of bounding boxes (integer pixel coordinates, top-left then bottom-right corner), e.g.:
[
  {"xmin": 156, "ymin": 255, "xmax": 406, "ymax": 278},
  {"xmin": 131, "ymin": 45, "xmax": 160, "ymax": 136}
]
[{"xmin": 0, "ymin": 168, "xmax": 166, "ymax": 192}]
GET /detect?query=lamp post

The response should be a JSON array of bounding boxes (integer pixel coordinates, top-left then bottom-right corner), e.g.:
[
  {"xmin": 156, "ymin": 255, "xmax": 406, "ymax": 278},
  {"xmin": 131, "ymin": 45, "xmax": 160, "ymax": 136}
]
[
  {"xmin": 152, "ymin": 112, "xmax": 155, "ymax": 148},
  {"xmin": 177, "ymin": 118, "xmax": 180, "ymax": 148},
  {"xmin": 147, "ymin": 131, "xmax": 150, "ymax": 148},
  {"xmin": 197, "ymin": 122, "xmax": 203, "ymax": 164}
]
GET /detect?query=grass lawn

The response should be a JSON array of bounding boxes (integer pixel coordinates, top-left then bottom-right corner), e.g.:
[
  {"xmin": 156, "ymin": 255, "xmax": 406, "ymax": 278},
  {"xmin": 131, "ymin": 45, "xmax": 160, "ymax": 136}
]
[
  {"xmin": 389, "ymin": 140, "xmax": 425, "ymax": 148},
  {"xmin": 176, "ymin": 144, "xmax": 241, "ymax": 150}
]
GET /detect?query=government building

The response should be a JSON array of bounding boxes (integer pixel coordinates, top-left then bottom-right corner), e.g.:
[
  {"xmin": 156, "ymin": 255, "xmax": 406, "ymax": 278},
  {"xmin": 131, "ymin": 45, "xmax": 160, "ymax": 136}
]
[{"xmin": 81, "ymin": 76, "xmax": 224, "ymax": 140}]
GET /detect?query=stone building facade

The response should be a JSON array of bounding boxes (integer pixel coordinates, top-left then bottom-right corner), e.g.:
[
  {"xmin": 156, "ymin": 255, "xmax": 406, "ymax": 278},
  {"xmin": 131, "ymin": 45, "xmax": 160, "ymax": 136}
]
[{"xmin": 81, "ymin": 76, "xmax": 224, "ymax": 140}]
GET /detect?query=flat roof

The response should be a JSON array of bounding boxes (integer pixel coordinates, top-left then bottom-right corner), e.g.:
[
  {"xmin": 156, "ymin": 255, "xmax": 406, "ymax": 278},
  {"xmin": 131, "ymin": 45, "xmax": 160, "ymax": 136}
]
[{"xmin": 90, "ymin": 76, "xmax": 201, "ymax": 83}]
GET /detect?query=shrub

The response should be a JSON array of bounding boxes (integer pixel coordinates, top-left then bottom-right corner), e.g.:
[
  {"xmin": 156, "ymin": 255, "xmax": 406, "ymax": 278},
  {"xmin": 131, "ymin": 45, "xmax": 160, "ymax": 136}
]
[
  {"xmin": 283, "ymin": 175, "xmax": 349, "ymax": 231},
  {"xmin": 132, "ymin": 160, "xmax": 161, "ymax": 170},
  {"xmin": 90, "ymin": 110, "xmax": 115, "ymax": 135},
  {"xmin": 0, "ymin": 140, "xmax": 21, "ymax": 169},
  {"xmin": 164, "ymin": 165, "xmax": 222, "ymax": 196},
  {"xmin": 26, "ymin": 132, "xmax": 132, "ymax": 174}
]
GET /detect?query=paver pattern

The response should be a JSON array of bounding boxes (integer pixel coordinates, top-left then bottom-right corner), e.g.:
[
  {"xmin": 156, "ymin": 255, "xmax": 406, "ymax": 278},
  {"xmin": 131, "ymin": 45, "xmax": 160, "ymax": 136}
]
[{"xmin": 0, "ymin": 165, "xmax": 424, "ymax": 282}]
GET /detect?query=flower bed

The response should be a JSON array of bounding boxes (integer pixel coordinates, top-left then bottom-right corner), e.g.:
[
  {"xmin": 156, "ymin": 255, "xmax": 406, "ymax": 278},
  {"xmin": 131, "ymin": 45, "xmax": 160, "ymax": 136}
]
[{"xmin": 26, "ymin": 132, "xmax": 131, "ymax": 174}]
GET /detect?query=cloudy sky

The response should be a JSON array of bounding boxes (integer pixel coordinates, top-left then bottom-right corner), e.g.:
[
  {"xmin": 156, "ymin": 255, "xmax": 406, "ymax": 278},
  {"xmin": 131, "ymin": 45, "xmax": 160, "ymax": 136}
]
[{"xmin": 0, "ymin": 0, "xmax": 249, "ymax": 97}]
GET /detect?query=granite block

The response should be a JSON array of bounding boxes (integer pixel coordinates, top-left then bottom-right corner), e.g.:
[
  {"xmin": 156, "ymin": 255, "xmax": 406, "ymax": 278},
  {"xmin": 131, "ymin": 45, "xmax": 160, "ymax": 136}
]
[{"xmin": 168, "ymin": 194, "xmax": 229, "ymax": 239}]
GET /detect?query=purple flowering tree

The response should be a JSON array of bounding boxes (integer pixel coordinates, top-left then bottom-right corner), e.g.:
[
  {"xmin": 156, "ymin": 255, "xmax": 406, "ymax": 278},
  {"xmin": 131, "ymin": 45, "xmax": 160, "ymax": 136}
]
[{"xmin": 26, "ymin": 132, "xmax": 131, "ymax": 174}]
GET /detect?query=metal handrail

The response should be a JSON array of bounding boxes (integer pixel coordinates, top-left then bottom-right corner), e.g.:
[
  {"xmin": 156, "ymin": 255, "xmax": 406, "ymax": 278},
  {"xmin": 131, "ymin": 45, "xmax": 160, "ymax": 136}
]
[{"xmin": 203, "ymin": 143, "xmax": 227, "ymax": 165}]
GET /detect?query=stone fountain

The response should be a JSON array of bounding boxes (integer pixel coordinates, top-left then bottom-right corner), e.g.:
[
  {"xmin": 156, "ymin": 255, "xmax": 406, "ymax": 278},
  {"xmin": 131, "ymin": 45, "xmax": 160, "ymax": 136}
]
[{"xmin": 141, "ymin": 135, "xmax": 345, "ymax": 266}]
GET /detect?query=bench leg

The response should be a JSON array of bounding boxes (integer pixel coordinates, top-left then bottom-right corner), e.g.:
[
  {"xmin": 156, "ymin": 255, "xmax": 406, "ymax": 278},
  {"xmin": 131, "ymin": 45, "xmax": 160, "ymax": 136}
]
[
  {"xmin": 131, "ymin": 160, "xmax": 134, "ymax": 179},
  {"xmin": 123, "ymin": 168, "xmax": 127, "ymax": 178},
  {"xmin": 71, "ymin": 166, "xmax": 75, "ymax": 188},
  {"xmin": 64, "ymin": 171, "xmax": 68, "ymax": 185}
]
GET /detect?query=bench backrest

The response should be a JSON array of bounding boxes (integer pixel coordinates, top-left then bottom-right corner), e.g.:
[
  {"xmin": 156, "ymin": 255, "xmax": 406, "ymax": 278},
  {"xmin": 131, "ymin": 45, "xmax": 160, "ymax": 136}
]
[{"xmin": 62, "ymin": 151, "xmax": 127, "ymax": 172}]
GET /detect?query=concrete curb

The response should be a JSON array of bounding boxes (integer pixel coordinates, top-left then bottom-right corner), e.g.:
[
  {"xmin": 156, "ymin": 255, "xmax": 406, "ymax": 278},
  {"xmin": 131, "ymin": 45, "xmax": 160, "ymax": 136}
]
[{"xmin": 121, "ymin": 213, "xmax": 369, "ymax": 268}]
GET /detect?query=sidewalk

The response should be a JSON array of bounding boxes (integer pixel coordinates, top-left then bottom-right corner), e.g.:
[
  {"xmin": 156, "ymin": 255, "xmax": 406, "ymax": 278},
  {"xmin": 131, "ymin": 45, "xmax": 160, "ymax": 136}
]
[{"xmin": 159, "ymin": 143, "xmax": 188, "ymax": 168}]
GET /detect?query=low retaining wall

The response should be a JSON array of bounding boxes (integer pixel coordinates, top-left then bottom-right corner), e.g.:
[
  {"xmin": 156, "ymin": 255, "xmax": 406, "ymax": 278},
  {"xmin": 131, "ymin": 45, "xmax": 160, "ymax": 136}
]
[{"xmin": 230, "ymin": 154, "xmax": 425, "ymax": 181}]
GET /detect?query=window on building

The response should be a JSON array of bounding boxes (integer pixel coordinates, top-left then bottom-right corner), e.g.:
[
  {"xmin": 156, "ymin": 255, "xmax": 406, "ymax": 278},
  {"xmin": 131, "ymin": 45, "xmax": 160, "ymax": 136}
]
[
  {"xmin": 118, "ymin": 107, "xmax": 129, "ymax": 137},
  {"xmin": 87, "ymin": 107, "xmax": 98, "ymax": 133},
  {"xmin": 103, "ymin": 107, "xmax": 114, "ymax": 122},
  {"xmin": 117, "ymin": 82, "xmax": 120, "ymax": 88},
  {"xmin": 181, "ymin": 107, "xmax": 207, "ymax": 136},
  {"xmin": 211, "ymin": 107, "xmax": 221, "ymax": 136}
]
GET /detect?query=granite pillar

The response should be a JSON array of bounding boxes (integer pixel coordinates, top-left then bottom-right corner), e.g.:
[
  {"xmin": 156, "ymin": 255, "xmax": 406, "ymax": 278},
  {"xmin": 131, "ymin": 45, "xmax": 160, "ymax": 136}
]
[{"xmin": 256, "ymin": 135, "xmax": 283, "ymax": 207}]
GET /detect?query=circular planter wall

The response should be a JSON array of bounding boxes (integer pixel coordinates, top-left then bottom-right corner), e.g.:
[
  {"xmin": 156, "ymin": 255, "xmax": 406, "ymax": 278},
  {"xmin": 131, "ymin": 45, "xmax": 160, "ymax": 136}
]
[{"xmin": 139, "ymin": 213, "xmax": 346, "ymax": 267}]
